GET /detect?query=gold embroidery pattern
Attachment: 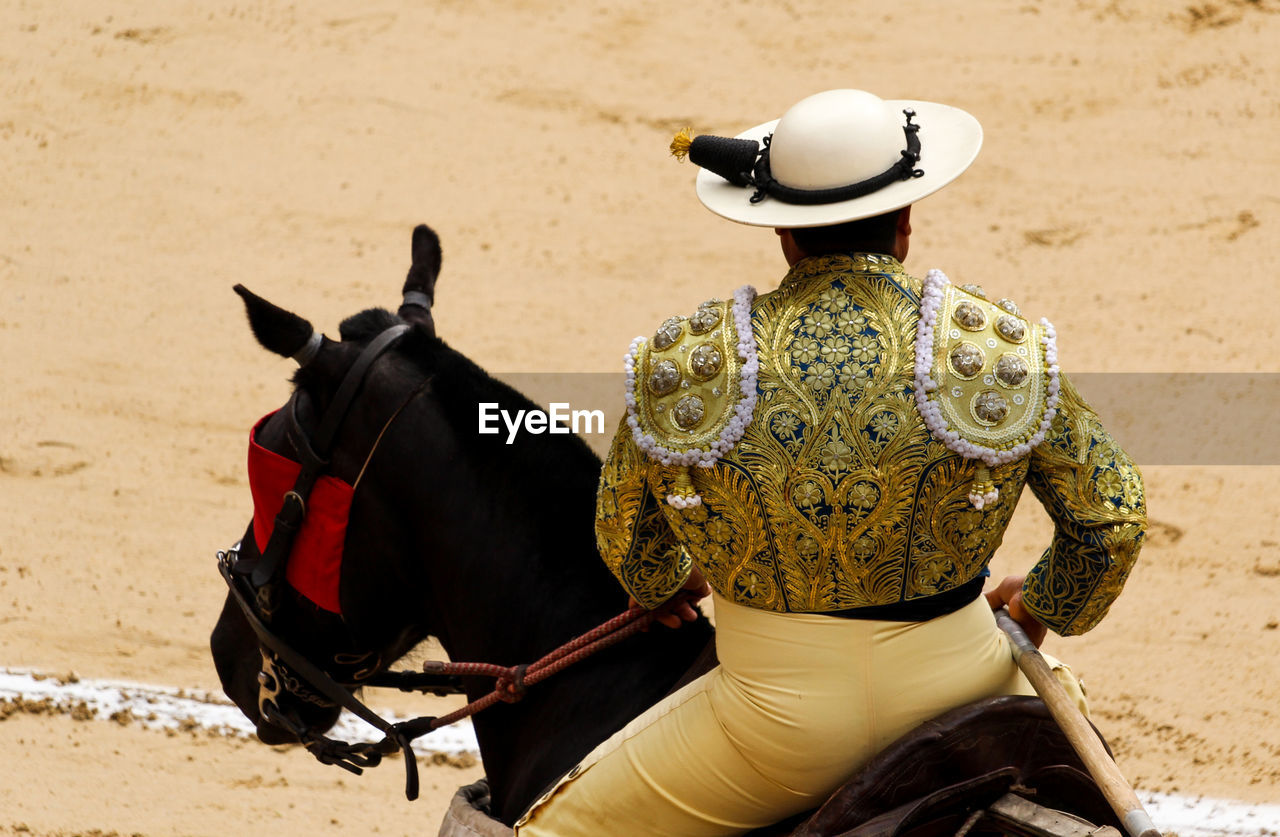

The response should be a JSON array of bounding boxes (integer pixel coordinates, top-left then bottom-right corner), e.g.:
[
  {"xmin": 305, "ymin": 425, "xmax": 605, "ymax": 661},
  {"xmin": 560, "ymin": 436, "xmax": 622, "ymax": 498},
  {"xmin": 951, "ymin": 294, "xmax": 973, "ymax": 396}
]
[
  {"xmin": 1020, "ymin": 376, "xmax": 1147, "ymax": 635},
  {"xmin": 595, "ymin": 418, "xmax": 690, "ymax": 608},
  {"xmin": 595, "ymin": 255, "xmax": 1145, "ymax": 633}
]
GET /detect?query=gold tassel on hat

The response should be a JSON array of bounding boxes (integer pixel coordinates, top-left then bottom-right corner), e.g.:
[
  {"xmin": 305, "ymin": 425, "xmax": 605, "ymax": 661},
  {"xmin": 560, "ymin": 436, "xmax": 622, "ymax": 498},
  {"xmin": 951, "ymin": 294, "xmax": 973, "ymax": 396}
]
[{"xmin": 669, "ymin": 127, "xmax": 694, "ymax": 161}]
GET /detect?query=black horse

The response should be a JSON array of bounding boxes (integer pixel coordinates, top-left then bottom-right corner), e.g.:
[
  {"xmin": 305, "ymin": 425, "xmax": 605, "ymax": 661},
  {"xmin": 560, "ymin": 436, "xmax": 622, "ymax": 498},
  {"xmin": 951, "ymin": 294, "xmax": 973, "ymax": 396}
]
[
  {"xmin": 210, "ymin": 225, "xmax": 715, "ymax": 826},
  {"xmin": 210, "ymin": 225, "xmax": 1127, "ymax": 836}
]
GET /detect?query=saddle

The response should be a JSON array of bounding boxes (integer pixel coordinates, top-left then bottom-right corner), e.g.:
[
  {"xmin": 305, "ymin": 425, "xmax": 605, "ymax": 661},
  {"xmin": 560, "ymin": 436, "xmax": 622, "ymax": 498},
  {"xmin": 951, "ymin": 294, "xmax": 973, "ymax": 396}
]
[
  {"xmin": 438, "ymin": 695, "xmax": 1124, "ymax": 836},
  {"xmin": 746, "ymin": 694, "xmax": 1123, "ymax": 836}
]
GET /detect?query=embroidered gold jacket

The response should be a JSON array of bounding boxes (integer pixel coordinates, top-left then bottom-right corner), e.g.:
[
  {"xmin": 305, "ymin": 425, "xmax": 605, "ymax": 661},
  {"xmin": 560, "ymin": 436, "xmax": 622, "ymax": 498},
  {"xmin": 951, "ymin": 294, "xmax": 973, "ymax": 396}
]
[{"xmin": 595, "ymin": 254, "xmax": 1146, "ymax": 636}]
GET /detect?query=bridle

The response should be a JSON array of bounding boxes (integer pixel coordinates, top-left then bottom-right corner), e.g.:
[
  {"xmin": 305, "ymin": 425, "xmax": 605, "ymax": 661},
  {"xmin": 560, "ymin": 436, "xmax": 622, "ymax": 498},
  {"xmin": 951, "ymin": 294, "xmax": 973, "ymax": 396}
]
[
  {"xmin": 219, "ymin": 323, "xmax": 466, "ymax": 800},
  {"xmin": 218, "ymin": 321, "xmax": 704, "ymax": 801}
]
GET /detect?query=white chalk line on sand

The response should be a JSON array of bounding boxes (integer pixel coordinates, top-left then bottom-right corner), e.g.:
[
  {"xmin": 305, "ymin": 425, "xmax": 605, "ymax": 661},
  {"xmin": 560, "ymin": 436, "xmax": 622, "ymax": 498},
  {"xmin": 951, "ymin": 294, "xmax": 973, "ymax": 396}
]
[
  {"xmin": 0, "ymin": 667, "xmax": 478, "ymax": 755},
  {"xmin": 3, "ymin": 669, "xmax": 1278, "ymax": 835}
]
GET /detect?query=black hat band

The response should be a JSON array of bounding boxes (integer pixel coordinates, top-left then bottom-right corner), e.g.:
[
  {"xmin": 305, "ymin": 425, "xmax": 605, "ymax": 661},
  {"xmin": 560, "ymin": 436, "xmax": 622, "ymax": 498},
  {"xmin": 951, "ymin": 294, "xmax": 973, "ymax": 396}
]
[{"xmin": 689, "ymin": 110, "xmax": 924, "ymax": 207}]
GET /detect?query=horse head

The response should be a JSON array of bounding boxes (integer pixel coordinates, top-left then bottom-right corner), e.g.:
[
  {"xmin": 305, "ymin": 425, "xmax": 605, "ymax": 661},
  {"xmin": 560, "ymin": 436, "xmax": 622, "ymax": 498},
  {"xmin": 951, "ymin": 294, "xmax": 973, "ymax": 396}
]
[{"xmin": 211, "ymin": 226, "xmax": 452, "ymax": 747}]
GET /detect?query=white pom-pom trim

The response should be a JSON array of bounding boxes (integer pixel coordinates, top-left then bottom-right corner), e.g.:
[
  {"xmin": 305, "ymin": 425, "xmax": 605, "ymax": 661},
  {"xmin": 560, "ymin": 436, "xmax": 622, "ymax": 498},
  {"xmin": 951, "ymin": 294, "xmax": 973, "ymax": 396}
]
[
  {"xmin": 664, "ymin": 494, "xmax": 703, "ymax": 509},
  {"xmin": 624, "ymin": 286, "xmax": 759, "ymax": 506},
  {"xmin": 967, "ymin": 487, "xmax": 1000, "ymax": 509}
]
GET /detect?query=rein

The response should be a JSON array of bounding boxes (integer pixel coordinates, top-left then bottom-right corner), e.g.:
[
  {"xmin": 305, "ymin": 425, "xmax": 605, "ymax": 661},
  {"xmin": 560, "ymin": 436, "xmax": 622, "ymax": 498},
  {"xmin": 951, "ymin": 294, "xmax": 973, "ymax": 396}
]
[
  {"xmin": 219, "ymin": 321, "xmax": 699, "ymax": 801},
  {"xmin": 420, "ymin": 590, "xmax": 704, "ymax": 728},
  {"xmin": 221, "ymin": 542, "xmax": 700, "ymax": 801}
]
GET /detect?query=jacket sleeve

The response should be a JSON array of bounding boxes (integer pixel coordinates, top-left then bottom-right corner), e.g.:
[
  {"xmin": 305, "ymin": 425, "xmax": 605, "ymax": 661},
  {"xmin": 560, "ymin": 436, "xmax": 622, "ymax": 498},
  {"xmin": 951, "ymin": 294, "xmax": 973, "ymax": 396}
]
[
  {"xmin": 595, "ymin": 417, "xmax": 692, "ymax": 609},
  {"xmin": 1020, "ymin": 375, "xmax": 1147, "ymax": 636}
]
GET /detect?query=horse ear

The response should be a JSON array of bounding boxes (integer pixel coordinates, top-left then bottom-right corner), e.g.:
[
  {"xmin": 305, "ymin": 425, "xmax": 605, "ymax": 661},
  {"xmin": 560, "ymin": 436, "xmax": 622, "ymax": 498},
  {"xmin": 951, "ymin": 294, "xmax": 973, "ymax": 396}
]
[
  {"xmin": 406, "ymin": 224, "xmax": 442, "ymax": 297},
  {"xmin": 399, "ymin": 224, "xmax": 441, "ymax": 333},
  {"xmin": 233, "ymin": 284, "xmax": 319, "ymax": 363}
]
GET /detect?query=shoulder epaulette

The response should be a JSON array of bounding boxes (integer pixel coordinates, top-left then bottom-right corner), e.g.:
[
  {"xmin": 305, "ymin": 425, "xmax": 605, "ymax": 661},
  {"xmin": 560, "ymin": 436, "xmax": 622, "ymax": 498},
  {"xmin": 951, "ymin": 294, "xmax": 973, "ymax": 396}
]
[
  {"xmin": 913, "ymin": 270, "xmax": 1061, "ymax": 509},
  {"xmin": 624, "ymin": 286, "xmax": 758, "ymax": 507}
]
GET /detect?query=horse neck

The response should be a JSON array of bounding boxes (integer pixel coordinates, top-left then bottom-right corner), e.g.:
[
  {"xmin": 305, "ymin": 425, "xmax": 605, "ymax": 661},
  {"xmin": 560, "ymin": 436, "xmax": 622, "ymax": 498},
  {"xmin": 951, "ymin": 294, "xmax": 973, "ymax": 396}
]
[
  {"xmin": 400, "ymin": 425, "xmax": 710, "ymax": 824},
  {"xmin": 433, "ymin": 528, "xmax": 711, "ymax": 825}
]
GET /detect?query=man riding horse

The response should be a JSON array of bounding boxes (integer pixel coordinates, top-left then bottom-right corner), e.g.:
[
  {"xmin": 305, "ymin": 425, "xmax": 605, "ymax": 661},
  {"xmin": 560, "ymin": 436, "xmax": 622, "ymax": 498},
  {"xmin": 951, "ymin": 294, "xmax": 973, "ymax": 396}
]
[{"xmin": 516, "ymin": 89, "xmax": 1147, "ymax": 835}]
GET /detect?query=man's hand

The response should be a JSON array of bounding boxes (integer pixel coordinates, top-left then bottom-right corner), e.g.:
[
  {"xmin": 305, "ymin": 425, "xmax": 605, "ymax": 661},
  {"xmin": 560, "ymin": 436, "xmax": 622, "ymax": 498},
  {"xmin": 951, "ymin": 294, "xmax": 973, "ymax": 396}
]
[
  {"xmin": 984, "ymin": 574, "xmax": 1048, "ymax": 648},
  {"xmin": 631, "ymin": 567, "xmax": 712, "ymax": 629}
]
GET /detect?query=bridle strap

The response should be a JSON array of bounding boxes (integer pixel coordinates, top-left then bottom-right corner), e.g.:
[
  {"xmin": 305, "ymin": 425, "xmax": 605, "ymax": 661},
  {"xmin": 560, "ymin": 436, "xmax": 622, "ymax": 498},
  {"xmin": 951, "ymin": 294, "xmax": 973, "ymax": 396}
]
[
  {"xmin": 251, "ymin": 324, "xmax": 410, "ymax": 590},
  {"xmin": 313, "ymin": 324, "xmax": 411, "ymax": 455},
  {"xmin": 224, "ymin": 559, "xmax": 403, "ymax": 730}
]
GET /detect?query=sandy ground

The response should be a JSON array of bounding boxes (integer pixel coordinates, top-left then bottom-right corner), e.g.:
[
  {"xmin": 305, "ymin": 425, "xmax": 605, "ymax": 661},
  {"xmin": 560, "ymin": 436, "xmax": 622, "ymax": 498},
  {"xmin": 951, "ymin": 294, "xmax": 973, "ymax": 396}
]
[{"xmin": 2, "ymin": 0, "xmax": 1279, "ymax": 833}]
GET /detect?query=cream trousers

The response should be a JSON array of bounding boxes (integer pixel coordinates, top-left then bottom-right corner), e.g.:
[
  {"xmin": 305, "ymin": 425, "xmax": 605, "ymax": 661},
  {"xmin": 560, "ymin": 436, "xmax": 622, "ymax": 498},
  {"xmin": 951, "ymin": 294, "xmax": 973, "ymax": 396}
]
[{"xmin": 516, "ymin": 594, "xmax": 1084, "ymax": 836}]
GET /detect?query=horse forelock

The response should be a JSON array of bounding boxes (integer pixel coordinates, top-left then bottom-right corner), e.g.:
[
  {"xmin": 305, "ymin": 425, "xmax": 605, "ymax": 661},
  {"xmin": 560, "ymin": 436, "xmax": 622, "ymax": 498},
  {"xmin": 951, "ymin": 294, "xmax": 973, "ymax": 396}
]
[{"xmin": 338, "ymin": 307, "xmax": 401, "ymax": 341}]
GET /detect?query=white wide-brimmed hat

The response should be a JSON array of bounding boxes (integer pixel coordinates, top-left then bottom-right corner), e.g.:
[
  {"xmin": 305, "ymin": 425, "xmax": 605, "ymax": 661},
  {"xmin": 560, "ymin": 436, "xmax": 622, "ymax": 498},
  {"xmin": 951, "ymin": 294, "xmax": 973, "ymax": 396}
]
[{"xmin": 679, "ymin": 89, "xmax": 982, "ymax": 228}]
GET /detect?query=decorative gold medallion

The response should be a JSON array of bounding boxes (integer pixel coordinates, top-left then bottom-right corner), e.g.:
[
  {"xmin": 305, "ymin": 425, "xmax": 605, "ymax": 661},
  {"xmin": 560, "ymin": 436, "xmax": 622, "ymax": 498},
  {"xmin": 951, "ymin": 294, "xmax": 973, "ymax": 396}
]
[
  {"xmin": 972, "ymin": 390, "xmax": 1010, "ymax": 425},
  {"xmin": 948, "ymin": 342, "xmax": 984, "ymax": 378},
  {"xmin": 672, "ymin": 395, "xmax": 706, "ymax": 429},
  {"xmin": 653, "ymin": 317, "xmax": 684, "ymax": 350},
  {"xmin": 994, "ymin": 353, "xmax": 1029, "ymax": 388},
  {"xmin": 689, "ymin": 344, "xmax": 723, "ymax": 380},
  {"xmin": 995, "ymin": 314, "xmax": 1026, "ymax": 343},
  {"xmin": 952, "ymin": 300, "xmax": 987, "ymax": 331},
  {"xmin": 689, "ymin": 303, "xmax": 723, "ymax": 335},
  {"xmin": 648, "ymin": 360, "xmax": 681, "ymax": 395}
]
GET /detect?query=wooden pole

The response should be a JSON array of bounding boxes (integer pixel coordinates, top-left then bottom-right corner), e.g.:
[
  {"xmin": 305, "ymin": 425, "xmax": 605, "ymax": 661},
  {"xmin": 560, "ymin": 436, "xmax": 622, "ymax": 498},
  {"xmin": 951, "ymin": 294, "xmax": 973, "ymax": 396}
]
[{"xmin": 995, "ymin": 609, "xmax": 1161, "ymax": 837}]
